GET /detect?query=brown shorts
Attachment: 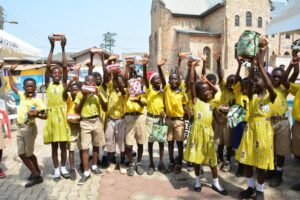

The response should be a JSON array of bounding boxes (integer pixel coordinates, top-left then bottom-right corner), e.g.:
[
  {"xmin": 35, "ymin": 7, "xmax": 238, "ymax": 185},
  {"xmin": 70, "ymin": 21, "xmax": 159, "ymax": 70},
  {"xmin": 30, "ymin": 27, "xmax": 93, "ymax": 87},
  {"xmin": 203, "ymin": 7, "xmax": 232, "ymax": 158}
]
[
  {"xmin": 17, "ymin": 123, "xmax": 38, "ymax": 157},
  {"xmin": 125, "ymin": 115, "xmax": 146, "ymax": 146},
  {"xmin": 272, "ymin": 119, "xmax": 291, "ymax": 156},
  {"xmin": 214, "ymin": 118, "xmax": 232, "ymax": 146},
  {"xmin": 105, "ymin": 118, "xmax": 125, "ymax": 153},
  {"xmin": 166, "ymin": 119, "xmax": 184, "ymax": 142},
  {"xmin": 68, "ymin": 123, "xmax": 81, "ymax": 151},
  {"xmin": 292, "ymin": 121, "xmax": 300, "ymax": 157},
  {"xmin": 80, "ymin": 118, "xmax": 105, "ymax": 150}
]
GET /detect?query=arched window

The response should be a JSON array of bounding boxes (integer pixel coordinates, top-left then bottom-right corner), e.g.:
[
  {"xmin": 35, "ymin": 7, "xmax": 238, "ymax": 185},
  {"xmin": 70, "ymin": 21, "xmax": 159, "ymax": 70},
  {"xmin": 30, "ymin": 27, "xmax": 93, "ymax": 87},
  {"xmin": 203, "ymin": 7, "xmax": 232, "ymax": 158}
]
[
  {"xmin": 154, "ymin": 32, "xmax": 158, "ymax": 53},
  {"xmin": 235, "ymin": 15, "xmax": 240, "ymax": 26},
  {"xmin": 258, "ymin": 17, "xmax": 262, "ymax": 28},
  {"xmin": 203, "ymin": 47, "xmax": 211, "ymax": 69},
  {"xmin": 181, "ymin": 21, "xmax": 184, "ymax": 27},
  {"xmin": 246, "ymin": 12, "xmax": 252, "ymax": 27},
  {"xmin": 235, "ymin": 43, "xmax": 238, "ymax": 58}
]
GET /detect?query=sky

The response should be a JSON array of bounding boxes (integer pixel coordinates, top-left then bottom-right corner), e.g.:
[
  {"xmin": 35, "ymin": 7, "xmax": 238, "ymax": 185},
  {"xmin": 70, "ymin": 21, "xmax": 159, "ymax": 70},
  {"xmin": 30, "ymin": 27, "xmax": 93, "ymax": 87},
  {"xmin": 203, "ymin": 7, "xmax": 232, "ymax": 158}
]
[{"xmin": 0, "ymin": 0, "xmax": 152, "ymax": 57}]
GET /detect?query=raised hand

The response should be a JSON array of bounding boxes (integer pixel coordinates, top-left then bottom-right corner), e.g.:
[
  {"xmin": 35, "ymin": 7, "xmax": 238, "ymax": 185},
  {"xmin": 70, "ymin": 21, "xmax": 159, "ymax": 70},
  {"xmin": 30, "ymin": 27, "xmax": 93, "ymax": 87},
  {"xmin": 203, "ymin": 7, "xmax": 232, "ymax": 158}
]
[
  {"xmin": 61, "ymin": 36, "xmax": 67, "ymax": 49},
  {"xmin": 10, "ymin": 64, "xmax": 18, "ymax": 73},
  {"xmin": 200, "ymin": 74, "xmax": 208, "ymax": 83},
  {"xmin": 213, "ymin": 52, "xmax": 221, "ymax": 62},
  {"xmin": 158, "ymin": 58, "xmax": 167, "ymax": 67},
  {"xmin": 199, "ymin": 52, "xmax": 207, "ymax": 62},
  {"xmin": 179, "ymin": 53, "xmax": 189, "ymax": 60},
  {"xmin": 142, "ymin": 54, "xmax": 149, "ymax": 66},
  {"xmin": 126, "ymin": 58, "xmax": 135, "ymax": 65},
  {"xmin": 48, "ymin": 36, "xmax": 55, "ymax": 48}
]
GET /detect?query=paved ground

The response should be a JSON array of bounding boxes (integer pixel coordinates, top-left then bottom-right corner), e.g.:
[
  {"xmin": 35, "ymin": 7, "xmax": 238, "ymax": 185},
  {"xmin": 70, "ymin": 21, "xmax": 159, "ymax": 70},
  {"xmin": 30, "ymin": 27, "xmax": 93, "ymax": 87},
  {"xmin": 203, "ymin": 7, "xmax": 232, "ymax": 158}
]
[{"xmin": 0, "ymin": 118, "xmax": 300, "ymax": 200}]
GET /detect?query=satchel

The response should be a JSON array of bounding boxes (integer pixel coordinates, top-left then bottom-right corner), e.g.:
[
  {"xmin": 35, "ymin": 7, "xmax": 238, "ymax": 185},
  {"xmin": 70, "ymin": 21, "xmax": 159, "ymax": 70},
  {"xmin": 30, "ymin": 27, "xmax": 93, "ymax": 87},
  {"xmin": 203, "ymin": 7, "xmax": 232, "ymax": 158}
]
[
  {"xmin": 150, "ymin": 118, "xmax": 168, "ymax": 143},
  {"xmin": 237, "ymin": 30, "xmax": 261, "ymax": 58},
  {"xmin": 227, "ymin": 105, "xmax": 246, "ymax": 128}
]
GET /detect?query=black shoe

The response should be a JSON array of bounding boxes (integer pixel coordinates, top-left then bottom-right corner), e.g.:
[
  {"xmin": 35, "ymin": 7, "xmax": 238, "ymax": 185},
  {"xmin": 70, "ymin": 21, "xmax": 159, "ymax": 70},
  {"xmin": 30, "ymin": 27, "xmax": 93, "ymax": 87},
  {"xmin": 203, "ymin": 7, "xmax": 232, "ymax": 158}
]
[
  {"xmin": 127, "ymin": 164, "xmax": 134, "ymax": 176},
  {"xmin": 136, "ymin": 163, "xmax": 144, "ymax": 175},
  {"xmin": 25, "ymin": 175, "xmax": 43, "ymax": 188},
  {"xmin": 255, "ymin": 191, "xmax": 264, "ymax": 200},
  {"xmin": 291, "ymin": 183, "xmax": 300, "ymax": 191},
  {"xmin": 69, "ymin": 169, "xmax": 76, "ymax": 181},
  {"xmin": 167, "ymin": 162, "xmax": 175, "ymax": 173},
  {"xmin": 79, "ymin": 163, "xmax": 84, "ymax": 173},
  {"xmin": 194, "ymin": 185, "xmax": 202, "ymax": 192},
  {"xmin": 265, "ymin": 170, "xmax": 275, "ymax": 180},
  {"xmin": 269, "ymin": 170, "xmax": 283, "ymax": 188},
  {"xmin": 147, "ymin": 165, "xmax": 155, "ymax": 176},
  {"xmin": 132, "ymin": 151, "xmax": 137, "ymax": 157},
  {"xmin": 91, "ymin": 167, "xmax": 104, "ymax": 176},
  {"xmin": 174, "ymin": 165, "xmax": 182, "ymax": 174},
  {"xmin": 212, "ymin": 185, "xmax": 228, "ymax": 196},
  {"xmin": 239, "ymin": 187, "xmax": 255, "ymax": 199},
  {"xmin": 53, "ymin": 176, "xmax": 61, "ymax": 182},
  {"xmin": 101, "ymin": 156, "xmax": 109, "ymax": 168},
  {"xmin": 235, "ymin": 163, "xmax": 244, "ymax": 177},
  {"xmin": 78, "ymin": 174, "xmax": 90, "ymax": 185},
  {"xmin": 157, "ymin": 163, "xmax": 167, "ymax": 174},
  {"xmin": 27, "ymin": 173, "xmax": 34, "ymax": 181}
]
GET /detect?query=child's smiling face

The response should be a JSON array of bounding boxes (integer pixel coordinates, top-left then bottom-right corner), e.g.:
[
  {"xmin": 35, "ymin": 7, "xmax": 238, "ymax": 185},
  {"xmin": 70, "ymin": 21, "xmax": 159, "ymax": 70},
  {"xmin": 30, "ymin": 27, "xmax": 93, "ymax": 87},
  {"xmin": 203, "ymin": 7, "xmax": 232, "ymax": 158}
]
[
  {"xmin": 169, "ymin": 73, "xmax": 180, "ymax": 90},
  {"xmin": 24, "ymin": 80, "xmax": 36, "ymax": 97}
]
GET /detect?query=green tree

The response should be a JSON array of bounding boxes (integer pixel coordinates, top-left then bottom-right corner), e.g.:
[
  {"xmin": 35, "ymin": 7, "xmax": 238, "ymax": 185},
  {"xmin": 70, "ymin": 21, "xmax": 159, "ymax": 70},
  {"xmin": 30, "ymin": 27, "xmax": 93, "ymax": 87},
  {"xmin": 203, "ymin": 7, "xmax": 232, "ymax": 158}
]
[{"xmin": 100, "ymin": 32, "xmax": 117, "ymax": 53}]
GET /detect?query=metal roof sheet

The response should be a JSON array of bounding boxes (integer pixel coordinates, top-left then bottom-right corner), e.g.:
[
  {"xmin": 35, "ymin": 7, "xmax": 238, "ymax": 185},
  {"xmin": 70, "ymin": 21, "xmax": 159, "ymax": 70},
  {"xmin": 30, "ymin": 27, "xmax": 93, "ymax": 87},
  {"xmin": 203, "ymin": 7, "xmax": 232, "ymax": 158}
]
[
  {"xmin": 161, "ymin": 0, "xmax": 223, "ymax": 16},
  {"xmin": 175, "ymin": 29, "xmax": 222, "ymax": 37}
]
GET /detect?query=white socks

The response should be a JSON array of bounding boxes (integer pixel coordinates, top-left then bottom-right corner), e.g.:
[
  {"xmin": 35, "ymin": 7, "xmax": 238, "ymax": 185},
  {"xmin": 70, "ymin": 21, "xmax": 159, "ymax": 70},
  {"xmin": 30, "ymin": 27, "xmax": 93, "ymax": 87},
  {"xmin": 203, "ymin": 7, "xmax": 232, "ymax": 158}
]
[
  {"xmin": 84, "ymin": 170, "xmax": 90, "ymax": 177},
  {"xmin": 276, "ymin": 166, "xmax": 283, "ymax": 172},
  {"xmin": 213, "ymin": 178, "xmax": 224, "ymax": 191},
  {"xmin": 195, "ymin": 176, "xmax": 201, "ymax": 187},
  {"xmin": 91, "ymin": 165, "xmax": 97, "ymax": 170},
  {"xmin": 61, "ymin": 166, "xmax": 69, "ymax": 175},
  {"xmin": 54, "ymin": 167, "xmax": 60, "ymax": 178},
  {"xmin": 247, "ymin": 177, "xmax": 255, "ymax": 188},
  {"xmin": 256, "ymin": 182, "xmax": 264, "ymax": 192}
]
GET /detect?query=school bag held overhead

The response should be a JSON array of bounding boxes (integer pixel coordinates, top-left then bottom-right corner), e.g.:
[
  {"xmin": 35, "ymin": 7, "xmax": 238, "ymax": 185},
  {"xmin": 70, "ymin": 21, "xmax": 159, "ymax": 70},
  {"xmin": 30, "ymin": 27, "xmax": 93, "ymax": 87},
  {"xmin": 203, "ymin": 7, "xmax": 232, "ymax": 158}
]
[{"xmin": 237, "ymin": 30, "xmax": 261, "ymax": 59}]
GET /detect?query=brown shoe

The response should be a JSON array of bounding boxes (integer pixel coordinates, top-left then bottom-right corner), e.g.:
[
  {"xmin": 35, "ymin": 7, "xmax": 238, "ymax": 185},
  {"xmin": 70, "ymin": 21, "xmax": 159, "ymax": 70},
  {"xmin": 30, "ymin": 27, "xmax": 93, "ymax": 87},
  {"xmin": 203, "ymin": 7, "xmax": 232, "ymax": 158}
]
[
  {"xmin": 174, "ymin": 165, "xmax": 182, "ymax": 174},
  {"xmin": 167, "ymin": 163, "xmax": 175, "ymax": 173}
]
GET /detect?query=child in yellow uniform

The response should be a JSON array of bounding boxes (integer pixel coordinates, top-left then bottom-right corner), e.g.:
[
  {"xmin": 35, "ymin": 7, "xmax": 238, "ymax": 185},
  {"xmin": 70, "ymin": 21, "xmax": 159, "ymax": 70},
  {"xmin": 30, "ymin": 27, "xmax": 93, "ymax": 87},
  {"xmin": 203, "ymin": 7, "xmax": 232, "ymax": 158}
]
[
  {"xmin": 44, "ymin": 36, "xmax": 70, "ymax": 181},
  {"xmin": 215, "ymin": 53, "xmax": 236, "ymax": 172},
  {"xmin": 232, "ymin": 59, "xmax": 249, "ymax": 177},
  {"xmin": 63, "ymin": 79, "xmax": 81, "ymax": 181},
  {"xmin": 269, "ymin": 62, "xmax": 298, "ymax": 187},
  {"xmin": 75, "ymin": 75, "xmax": 107, "ymax": 185},
  {"xmin": 184, "ymin": 61, "xmax": 227, "ymax": 195},
  {"xmin": 236, "ymin": 51, "xmax": 277, "ymax": 200},
  {"xmin": 105, "ymin": 73, "xmax": 127, "ymax": 174},
  {"xmin": 158, "ymin": 58, "xmax": 187, "ymax": 174},
  {"xmin": 143, "ymin": 57, "xmax": 167, "ymax": 175},
  {"xmin": 281, "ymin": 57, "xmax": 300, "ymax": 191},
  {"xmin": 124, "ymin": 58, "xmax": 147, "ymax": 177},
  {"xmin": 9, "ymin": 66, "xmax": 47, "ymax": 188}
]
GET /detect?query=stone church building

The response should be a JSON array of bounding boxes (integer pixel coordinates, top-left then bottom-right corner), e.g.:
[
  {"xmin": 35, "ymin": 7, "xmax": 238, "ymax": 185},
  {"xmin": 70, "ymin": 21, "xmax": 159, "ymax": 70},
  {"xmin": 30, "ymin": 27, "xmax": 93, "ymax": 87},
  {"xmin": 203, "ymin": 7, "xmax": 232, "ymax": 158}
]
[{"xmin": 149, "ymin": 0, "xmax": 300, "ymax": 76}]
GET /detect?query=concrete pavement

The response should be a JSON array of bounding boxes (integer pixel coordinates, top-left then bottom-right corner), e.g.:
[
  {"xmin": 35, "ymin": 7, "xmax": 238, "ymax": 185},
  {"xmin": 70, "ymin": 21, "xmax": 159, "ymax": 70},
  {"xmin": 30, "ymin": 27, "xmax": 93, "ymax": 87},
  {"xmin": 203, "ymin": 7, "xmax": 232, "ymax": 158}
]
[{"xmin": 0, "ymin": 119, "xmax": 300, "ymax": 200}]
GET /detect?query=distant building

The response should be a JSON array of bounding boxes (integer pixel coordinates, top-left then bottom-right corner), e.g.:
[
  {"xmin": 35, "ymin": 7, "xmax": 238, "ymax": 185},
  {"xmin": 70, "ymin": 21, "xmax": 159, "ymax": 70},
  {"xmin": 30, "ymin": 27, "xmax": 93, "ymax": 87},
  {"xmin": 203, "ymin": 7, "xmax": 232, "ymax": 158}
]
[{"xmin": 149, "ymin": 0, "xmax": 300, "ymax": 77}]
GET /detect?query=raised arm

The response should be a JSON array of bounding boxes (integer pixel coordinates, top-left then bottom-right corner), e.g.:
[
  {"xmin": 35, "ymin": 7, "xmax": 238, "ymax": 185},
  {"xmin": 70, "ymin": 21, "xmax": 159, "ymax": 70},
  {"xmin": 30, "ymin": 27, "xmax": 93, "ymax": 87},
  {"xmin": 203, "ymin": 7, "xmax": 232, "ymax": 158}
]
[
  {"xmin": 8, "ymin": 64, "xmax": 19, "ymax": 94},
  {"xmin": 214, "ymin": 52, "xmax": 223, "ymax": 84},
  {"xmin": 199, "ymin": 52, "xmax": 208, "ymax": 76},
  {"xmin": 281, "ymin": 59, "xmax": 299, "ymax": 88},
  {"xmin": 95, "ymin": 87, "xmax": 107, "ymax": 112},
  {"xmin": 45, "ymin": 36, "xmax": 55, "ymax": 88},
  {"xmin": 63, "ymin": 80, "xmax": 74, "ymax": 101},
  {"xmin": 142, "ymin": 54, "xmax": 149, "ymax": 89},
  {"xmin": 247, "ymin": 61, "xmax": 255, "ymax": 100},
  {"xmin": 113, "ymin": 73, "xmax": 126, "ymax": 95},
  {"xmin": 100, "ymin": 51, "xmax": 109, "ymax": 85},
  {"xmin": 89, "ymin": 51, "xmax": 95, "ymax": 76},
  {"xmin": 177, "ymin": 53, "xmax": 184, "ymax": 79},
  {"xmin": 157, "ymin": 58, "xmax": 167, "ymax": 88},
  {"xmin": 190, "ymin": 61, "xmax": 197, "ymax": 104},
  {"xmin": 258, "ymin": 51, "xmax": 277, "ymax": 103},
  {"xmin": 61, "ymin": 36, "xmax": 68, "ymax": 86},
  {"xmin": 201, "ymin": 74, "xmax": 218, "ymax": 95},
  {"xmin": 185, "ymin": 61, "xmax": 192, "ymax": 93},
  {"xmin": 235, "ymin": 58, "xmax": 242, "ymax": 83}
]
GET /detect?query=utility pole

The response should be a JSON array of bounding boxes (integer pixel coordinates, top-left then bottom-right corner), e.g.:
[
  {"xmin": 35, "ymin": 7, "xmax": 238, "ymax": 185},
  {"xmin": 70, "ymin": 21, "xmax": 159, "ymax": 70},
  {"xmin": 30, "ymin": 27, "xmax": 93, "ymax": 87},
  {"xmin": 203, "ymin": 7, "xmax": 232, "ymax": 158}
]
[{"xmin": 0, "ymin": 6, "xmax": 4, "ymax": 30}]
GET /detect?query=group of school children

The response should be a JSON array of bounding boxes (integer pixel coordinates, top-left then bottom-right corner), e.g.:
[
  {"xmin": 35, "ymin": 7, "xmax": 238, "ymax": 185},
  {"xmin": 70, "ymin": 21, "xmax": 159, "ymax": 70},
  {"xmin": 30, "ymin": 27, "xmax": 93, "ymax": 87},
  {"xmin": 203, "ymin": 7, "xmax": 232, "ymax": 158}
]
[{"xmin": 0, "ymin": 35, "xmax": 300, "ymax": 200}]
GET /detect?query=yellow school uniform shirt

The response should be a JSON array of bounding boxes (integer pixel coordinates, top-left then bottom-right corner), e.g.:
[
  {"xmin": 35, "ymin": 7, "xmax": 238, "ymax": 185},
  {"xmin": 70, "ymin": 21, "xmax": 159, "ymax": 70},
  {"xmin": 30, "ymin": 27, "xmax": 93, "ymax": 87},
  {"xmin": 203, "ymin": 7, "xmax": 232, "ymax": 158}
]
[
  {"xmin": 210, "ymin": 90, "xmax": 221, "ymax": 110},
  {"xmin": 145, "ymin": 86, "xmax": 164, "ymax": 115},
  {"xmin": 164, "ymin": 82, "xmax": 187, "ymax": 118},
  {"xmin": 97, "ymin": 80, "xmax": 112, "ymax": 122},
  {"xmin": 125, "ymin": 91, "xmax": 147, "ymax": 114},
  {"xmin": 66, "ymin": 93, "xmax": 77, "ymax": 115},
  {"xmin": 220, "ymin": 80, "xmax": 235, "ymax": 107},
  {"xmin": 107, "ymin": 88, "xmax": 128, "ymax": 119},
  {"xmin": 289, "ymin": 83, "xmax": 300, "ymax": 122},
  {"xmin": 232, "ymin": 82, "xmax": 250, "ymax": 121},
  {"xmin": 272, "ymin": 85, "xmax": 289, "ymax": 116},
  {"xmin": 74, "ymin": 92, "xmax": 100, "ymax": 118},
  {"xmin": 17, "ymin": 91, "xmax": 45, "ymax": 124}
]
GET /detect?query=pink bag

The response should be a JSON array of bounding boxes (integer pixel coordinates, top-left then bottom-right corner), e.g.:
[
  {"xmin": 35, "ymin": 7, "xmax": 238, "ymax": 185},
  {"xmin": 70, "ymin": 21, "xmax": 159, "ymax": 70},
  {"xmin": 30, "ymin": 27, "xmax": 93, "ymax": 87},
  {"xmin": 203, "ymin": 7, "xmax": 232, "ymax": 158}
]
[{"xmin": 128, "ymin": 78, "xmax": 143, "ymax": 97}]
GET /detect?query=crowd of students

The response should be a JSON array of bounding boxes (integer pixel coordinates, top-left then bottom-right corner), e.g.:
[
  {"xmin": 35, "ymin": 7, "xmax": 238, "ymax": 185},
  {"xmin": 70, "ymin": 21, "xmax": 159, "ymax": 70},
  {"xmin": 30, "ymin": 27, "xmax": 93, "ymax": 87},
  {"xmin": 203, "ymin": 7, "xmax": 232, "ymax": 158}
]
[{"xmin": 0, "ymin": 35, "xmax": 299, "ymax": 200}]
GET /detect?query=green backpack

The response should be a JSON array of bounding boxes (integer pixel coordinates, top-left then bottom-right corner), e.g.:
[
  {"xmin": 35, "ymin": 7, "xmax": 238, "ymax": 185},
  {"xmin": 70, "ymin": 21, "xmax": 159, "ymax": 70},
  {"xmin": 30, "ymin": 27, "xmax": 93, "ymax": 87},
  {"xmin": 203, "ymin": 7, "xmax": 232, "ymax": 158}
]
[{"xmin": 237, "ymin": 30, "xmax": 261, "ymax": 58}]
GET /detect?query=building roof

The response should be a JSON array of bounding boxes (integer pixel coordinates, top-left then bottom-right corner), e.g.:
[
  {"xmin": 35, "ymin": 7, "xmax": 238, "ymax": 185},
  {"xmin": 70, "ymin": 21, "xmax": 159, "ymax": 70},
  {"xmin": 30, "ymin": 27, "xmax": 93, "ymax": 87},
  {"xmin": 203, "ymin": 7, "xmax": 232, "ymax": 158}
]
[
  {"xmin": 160, "ymin": 0, "xmax": 224, "ymax": 17},
  {"xmin": 175, "ymin": 29, "xmax": 222, "ymax": 37},
  {"xmin": 271, "ymin": 0, "xmax": 288, "ymax": 17},
  {"xmin": 36, "ymin": 52, "xmax": 75, "ymax": 64}
]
